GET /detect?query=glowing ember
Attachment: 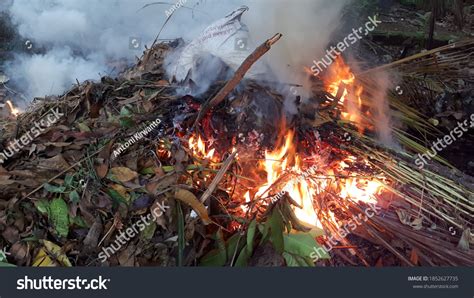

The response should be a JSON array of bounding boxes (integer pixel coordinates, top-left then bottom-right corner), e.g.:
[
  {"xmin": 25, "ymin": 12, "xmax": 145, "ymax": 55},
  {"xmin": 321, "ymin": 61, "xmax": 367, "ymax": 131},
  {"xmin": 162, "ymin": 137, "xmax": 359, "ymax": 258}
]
[{"xmin": 6, "ymin": 100, "xmax": 20, "ymax": 117}]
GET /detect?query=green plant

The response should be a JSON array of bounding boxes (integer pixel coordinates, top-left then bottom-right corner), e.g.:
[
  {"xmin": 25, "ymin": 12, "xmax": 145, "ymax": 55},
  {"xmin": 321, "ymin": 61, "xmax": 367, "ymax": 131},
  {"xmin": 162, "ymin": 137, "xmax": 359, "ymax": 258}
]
[{"xmin": 200, "ymin": 202, "xmax": 329, "ymax": 267}]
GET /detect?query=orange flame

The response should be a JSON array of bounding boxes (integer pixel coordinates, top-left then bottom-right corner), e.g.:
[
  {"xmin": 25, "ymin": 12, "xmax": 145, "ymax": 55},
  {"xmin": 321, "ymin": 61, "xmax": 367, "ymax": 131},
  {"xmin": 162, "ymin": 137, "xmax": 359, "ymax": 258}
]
[
  {"xmin": 253, "ymin": 130, "xmax": 322, "ymax": 228},
  {"xmin": 188, "ymin": 135, "xmax": 216, "ymax": 161},
  {"xmin": 251, "ymin": 130, "xmax": 384, "ymax": 229},
  {"xmin": 6, "ymin": 100, "xmax": 20, "ymax": 117},
  {"xmin": 324, "ymin": 57, "xmax": 369, "ymax": 133}
]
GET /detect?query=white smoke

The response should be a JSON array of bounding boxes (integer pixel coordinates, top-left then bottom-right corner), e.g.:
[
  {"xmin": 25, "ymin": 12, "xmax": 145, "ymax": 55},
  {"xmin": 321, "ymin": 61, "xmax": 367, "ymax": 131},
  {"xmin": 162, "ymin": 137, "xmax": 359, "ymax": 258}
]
[
  {"xmin": 372, "ymin": 71, "xmax": 396, "ymax": 147},
  {"xmin": 2, "ymin": 0, "xmax": 350, "ymax": 101}
]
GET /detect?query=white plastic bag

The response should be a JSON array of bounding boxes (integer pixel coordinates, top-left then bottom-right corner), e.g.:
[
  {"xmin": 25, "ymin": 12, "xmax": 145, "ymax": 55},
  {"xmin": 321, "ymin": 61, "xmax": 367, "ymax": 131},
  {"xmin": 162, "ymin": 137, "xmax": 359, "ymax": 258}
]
[{"xmin": 170, "ymin": 6, "xmax": 265, "ymax": 82}]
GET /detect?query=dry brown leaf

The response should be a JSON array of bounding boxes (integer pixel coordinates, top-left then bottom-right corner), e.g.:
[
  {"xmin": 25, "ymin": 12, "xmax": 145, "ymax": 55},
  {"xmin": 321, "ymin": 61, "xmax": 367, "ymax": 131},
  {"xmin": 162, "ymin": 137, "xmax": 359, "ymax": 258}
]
[
  {"xmin": 110, "ymin": 167, "xmax": 138, "ymax": 182},
  {"xmin": 118, "ymin": 244, "xmax": 136, "ymax": 266},
  {"xmin": 44, "ymin": 142, "xmax": 72, "ymax": 147},
  {"xmin": 395, "ymin": 210, "xmax": 423, "ymax": 230},
  {"xmin": 150, "ymin": 200, "xmax": 168, "ymax": 230},
  {"xmin": 173, "ymin": 188, "xmax": 211, "ymax": 225},
  {"xmin": 83, "ymin": 218, "xmax": 103, "ymax": 249},
  {"xmin": 96, "ymin": 163, "xmax": 109, "ymax": 178},
  {"xmin": 1, "ymin": 226, "xmax": 19, "ymax": 244},
  {"xmin": 37, "ymin": 155, "xmax": 71, "ymax": 171},
  {"xmin": 375, "ymin": 257, "xmax": 383, "ymax": 267},
  {"xmin": 10, "ymin": 242, "xmax": 28, "ymax": 265},
  {"xmin": 145, "ymin": 181, "xmax": 159, "ymax": 194},
  {"xmin": 457, "ymin": 228, "xmax": 471, "ymax": 251},
  {"xmin": 0, "ymin": 179, "xmax": 15, "ymax": 186},
  {"xmin": 410, "ymin": 248, "xmax": 419, "ymax": 265}
]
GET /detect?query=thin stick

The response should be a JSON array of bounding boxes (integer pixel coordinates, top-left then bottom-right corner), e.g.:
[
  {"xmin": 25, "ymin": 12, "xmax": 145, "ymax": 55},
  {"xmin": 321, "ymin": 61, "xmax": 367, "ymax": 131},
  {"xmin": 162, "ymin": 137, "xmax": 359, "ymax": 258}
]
[
  {"xmin": 199, "ymin": 151, "xmax": 237, "ymax": 203},
  {"xmin": 193, "ymin": 33, "xmax": 282, "ymax": 128},
  {"xmin": 21, "ymin": 145, "xmax": 106, "ymax": 201}
]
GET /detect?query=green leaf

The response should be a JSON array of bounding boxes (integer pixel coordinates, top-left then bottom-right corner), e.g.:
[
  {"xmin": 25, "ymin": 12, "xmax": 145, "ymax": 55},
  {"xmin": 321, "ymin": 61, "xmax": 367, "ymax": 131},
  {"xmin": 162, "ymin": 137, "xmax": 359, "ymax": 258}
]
[
  {"xmin": 235, "ymin": 245, "xmax": 251, "ymax": 267},
  {"xmin": 269, "ymin": 209, "xmax": 284, "ymax": 253},
  {"xmin": 0, "ymin": 261, "xmax": 16, "ymax": 267},
  {"xmin": 35, "ymin": 200, "xmax": 50, "ymax": 215},
  {"xmin": 302, "ymin": 256, "xmax": 316, "ymax": 266},
  {"xmin": 120, "ymin": 106, "xmax": 132, "ymax": 116},
  {"xmin": 119, "ymin": 117, "xmax": 135, "ymax": 128},
  {"xmin": 49, "ymin": 198, "xmax": 69, "ymax": 237},
  {"xmin": 77, "ymin": 122, "xmax": 91, "ymax": 132},
  {"xmin": 283, "ymin": 233, "xmax": 329, "ymax": 260},
  {"xmin": 64, "ymin": 175, "xmax": 74, "ymax": 188},
  {"xmin": 68, "ymin": 190, "xmax": 80, "ymax": 203},
  {"xmin": 70, "ymin": 216, "xmax": 88, "ymax": 228},
  {"xmin": 107, "ymin": 189, "xmax": 128, "ymax": 208},
  {"xmin": 44, "ymin": 183, "xmax": 66, "ymax": 193},
  {"xmin": 141, "ymin": 221, "xmax": 156, "ymax": 240},
  {"xmin": 199, "ymin": 248, "xmax": 226, "ymax": 266},
  {"xmin": 283, "ymin": 252, "xmax": 308, "ymax": 267},
  {"xmin": 140, "ymin": 167, "xmax": 155, "ymax": 175},
  {"xmin": 200, "ymin": 231, "xmax": 227, "ymax": 267},
  {"xmin": 226, "ymin": 233, "xmax": 243, "ymax": 261},
  {"xmin": 246, "ymin": 219, "xmax": 257, "ymax": 254},
  {"xmin": 284, "ymin": 251, "xmax": 316, "ymax": 267},
  {"xmin": 258, "ymin": 223, "xmax": 269, "ymax": 245}
]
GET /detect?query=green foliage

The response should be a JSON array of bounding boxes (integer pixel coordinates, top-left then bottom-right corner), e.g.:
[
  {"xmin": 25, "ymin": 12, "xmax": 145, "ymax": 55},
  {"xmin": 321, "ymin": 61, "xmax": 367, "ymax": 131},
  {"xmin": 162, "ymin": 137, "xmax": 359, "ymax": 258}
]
[
  {"xmin": 200, "ymin": 230, "xmax": 228, "ymax": 266},
  {"xmin": 35, "ymin": 200, "xmax": 50, "ymax": 215},
  {"xmin": 49, "ymin": 198, "xmax": 69, "ymax": 237},
  {"xmin": 267, "ymin": 208, "xmax": 285, "ymax": 254},
  {"xmin": 44, "ymin": 183, "xmax": 66, "ymax": 193},
  {"xmin": 45, "ymin": 172, "xmax": 87, "ymax": 204},
  {"xmin": 106, "ymin": 189, "xmax": 128, "ymax": 208},
  {"xmin": 200, "ymin": 203, "xmax": 331, "ymax": 267}
]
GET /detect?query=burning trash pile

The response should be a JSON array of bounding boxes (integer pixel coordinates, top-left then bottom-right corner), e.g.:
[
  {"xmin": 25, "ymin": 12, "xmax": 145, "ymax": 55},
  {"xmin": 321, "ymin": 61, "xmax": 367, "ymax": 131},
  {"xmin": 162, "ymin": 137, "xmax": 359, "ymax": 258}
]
[{"xmin": 0, "ymin": 7, "xmax": 473, "ymax": 267}]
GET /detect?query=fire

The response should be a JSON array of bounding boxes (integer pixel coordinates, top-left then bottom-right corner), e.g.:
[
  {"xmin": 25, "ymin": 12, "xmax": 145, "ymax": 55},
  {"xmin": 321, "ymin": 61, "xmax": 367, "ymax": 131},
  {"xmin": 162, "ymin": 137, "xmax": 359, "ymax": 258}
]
[
  {"xmin": 324, "ymin": 57, "xmax": 368, "ymax": 133},
  {"xmin": 188, "ymin": 135, "xmax": 216, "ymax": 161},
  {"xmin": 251, "ymin": 129, "xmax": 384, "ymax": 229},
  {"xmin": 6, "ymin": 100, "xmax": 20, "ymax": 117},
  {"xmin": 253, "ymin": 130, "xmax": 321, "ymax": 228},
  {"xmin": 185, "ymin": 59, "xmax": 386, "ymax": 231}
]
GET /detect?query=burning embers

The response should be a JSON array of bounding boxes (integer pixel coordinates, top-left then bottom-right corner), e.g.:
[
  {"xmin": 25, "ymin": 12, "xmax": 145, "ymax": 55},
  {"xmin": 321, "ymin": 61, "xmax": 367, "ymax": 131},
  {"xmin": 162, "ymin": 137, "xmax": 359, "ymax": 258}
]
[
  {"xmin": 180, "ymin": 56, "xmax": 387, "ymax": 233},
  {"xmin": 186, "ymin": 124, "xmax": 386, "ymax": 231}
]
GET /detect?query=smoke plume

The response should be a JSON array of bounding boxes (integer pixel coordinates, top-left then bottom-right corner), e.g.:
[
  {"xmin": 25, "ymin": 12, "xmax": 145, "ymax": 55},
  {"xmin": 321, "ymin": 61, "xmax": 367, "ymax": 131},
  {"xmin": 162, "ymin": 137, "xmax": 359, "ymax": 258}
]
[{"xmin": 1, "ymin": 0, "xmax": 350, "ymax": 102}]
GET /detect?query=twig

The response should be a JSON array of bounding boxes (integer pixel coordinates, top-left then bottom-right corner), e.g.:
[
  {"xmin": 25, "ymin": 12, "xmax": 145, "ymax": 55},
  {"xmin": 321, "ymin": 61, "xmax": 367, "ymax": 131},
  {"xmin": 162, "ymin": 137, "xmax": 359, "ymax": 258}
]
[
  {"xmin": 193, "ymin": 33, "xmax": 282, "ymax": 128},
  {"xmin": 199, "ymin": 151, "xmax": 237, "ymax": 203},
  {"xmin": 20, "ymin": 144, "xmax": 107, "ymax": 201}
]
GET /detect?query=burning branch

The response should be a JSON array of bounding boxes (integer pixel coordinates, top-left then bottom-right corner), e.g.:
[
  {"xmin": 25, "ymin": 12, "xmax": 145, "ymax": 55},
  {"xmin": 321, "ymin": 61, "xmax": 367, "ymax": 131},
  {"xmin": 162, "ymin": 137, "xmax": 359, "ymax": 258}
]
[
  {"xmin": 193, "ymin": 33, "xmax": 283, "ymax": 128},
  {"xmin": 199, "ymin": 150, "xmax": 238, "ymax": 203}
]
